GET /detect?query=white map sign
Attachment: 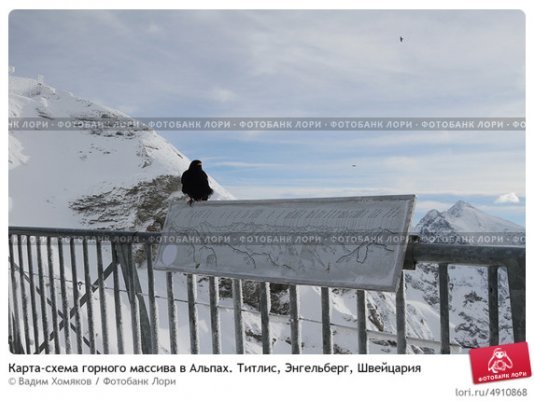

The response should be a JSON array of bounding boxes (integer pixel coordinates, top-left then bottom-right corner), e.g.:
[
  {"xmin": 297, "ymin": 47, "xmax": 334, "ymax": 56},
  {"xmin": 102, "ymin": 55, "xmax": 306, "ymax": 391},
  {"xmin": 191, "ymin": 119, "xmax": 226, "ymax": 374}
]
[{"xmin": 154, "ymin": 195, "xmax": 415, "ymax": 291}]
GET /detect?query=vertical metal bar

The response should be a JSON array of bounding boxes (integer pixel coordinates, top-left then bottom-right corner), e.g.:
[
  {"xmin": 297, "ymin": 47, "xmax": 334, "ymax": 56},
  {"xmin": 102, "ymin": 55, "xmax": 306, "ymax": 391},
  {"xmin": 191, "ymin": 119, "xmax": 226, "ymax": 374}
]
[
  {"xmin": 438, "ymin": 263, "xmax": 451, "ymax": 354},
  {"xmin": 25, "ymin": 236, "xmax": 40, "ymax": 354},
  {"xmin": 57, "ymin": 238, "xmax": 71, "ymax": 354},
  {"xmin": 289, "ymin": 285, "xmax": 301, "ymax": 354},
  {"xmin": 47, "ymin": 236, "xmax": 60, "ymax": 354},
  {"xmin": 209, "ymin": 276, "xmax": 221, "ymax": 354},
  {"xmin": 35, "ymin": 236, "xmax": 49, "ymax": 354},
  {"xmin": 232, "ymin": 279, "xmax": 244, "ymax": 354},
  {"xmin": 146, "ymin": 244, "xmax": 159, "ymax": 354},
  {"xmin": 17, "ymin": 235, "xmax": 31, "ymax": 353},
  {"xmin": 488, "ymin": 265, "xmax": 499, "ymax": 346},
  {"xmin": 111, "ymin": 244, "xmax": 124, "ymax": 354},
  {"xmin": 396, "ymin": 272, "xmax": 407, "ymax": 354},
  {"xmin": 166, "ymin": 272, "xmax": 178, "ymax": 354},
  {"xmin": 127, "ymin": 244, "xmax": 141, "ymax": 354},
  {"xmin": 8, "ymin": 295, "xmax": 15, "ymax": 352},
  {"xmin": 9, "ymin": 235, "xmax": 22, "ymax": 353},
  {"xmin": 187, "ymin": 274, "xmax": 199, "ymax": 354},
  {"xmin": 506, "ymin": 256, "xmax": 526, "ymax": 342},
  {"xmin": 356, "ymin": 289, "xmax": 367, "ymax": 354},
  {"xmin": 321, "ymin": 287, "xmax": 332, "ymax": 354},
  {"xmin": 96, "ymin": 239, "xmax": 109, "ymax": 354},
  {"xmin": 259, "ymin": 282, "xmax": 271, "ymax": 354},
  {"xmin": 69, "ymin": 238, "xmax": 83, "ymax": 354},
  {"xmin": 82, "ymin": 238, "xmax": 96, "ymax": 354}
]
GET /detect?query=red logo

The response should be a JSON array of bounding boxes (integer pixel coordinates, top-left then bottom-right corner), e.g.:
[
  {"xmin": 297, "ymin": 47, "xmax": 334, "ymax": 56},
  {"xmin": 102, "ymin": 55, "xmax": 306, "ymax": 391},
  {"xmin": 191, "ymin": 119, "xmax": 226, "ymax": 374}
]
[{"xmin": 470, "ymin": 342, "xmax": 531, "ymax": 384}]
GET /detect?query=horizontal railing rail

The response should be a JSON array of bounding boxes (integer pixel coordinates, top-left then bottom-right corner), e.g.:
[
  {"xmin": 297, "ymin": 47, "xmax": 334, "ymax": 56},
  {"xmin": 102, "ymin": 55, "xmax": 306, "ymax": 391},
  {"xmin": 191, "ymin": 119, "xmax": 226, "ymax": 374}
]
[
  {"xmin": 8, "ymin": 226, "xmax": 161, "ymax": 241},
  {"xmin": 8, "ymin": 226, "xmax": 525, "ymax": 355},
  {"xmin": 405, "ymin": 240, "xmax": 525, "ymax": 346}
]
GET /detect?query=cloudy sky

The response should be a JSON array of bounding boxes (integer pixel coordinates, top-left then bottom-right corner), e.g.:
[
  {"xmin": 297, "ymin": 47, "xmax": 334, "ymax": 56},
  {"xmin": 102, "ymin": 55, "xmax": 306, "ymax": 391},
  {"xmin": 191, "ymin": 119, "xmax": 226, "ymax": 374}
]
[{"xmin": 9, "ymin": 10, "xmax": 525, "ymax": 224}]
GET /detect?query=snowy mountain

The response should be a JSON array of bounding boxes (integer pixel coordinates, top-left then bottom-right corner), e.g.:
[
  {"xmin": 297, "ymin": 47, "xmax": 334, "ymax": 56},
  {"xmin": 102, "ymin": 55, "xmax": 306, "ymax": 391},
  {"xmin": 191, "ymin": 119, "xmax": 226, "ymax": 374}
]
[
  {"xmin": 9, "ymin": 75, "xmax": 232, "ymax": 230},
  {"xmin": 8, "ymin": 75, "xmax": 522, "ymax": 354},
  {"xmin": 415, "ymin": 200, "xmax": 523, "ymax": 242}
]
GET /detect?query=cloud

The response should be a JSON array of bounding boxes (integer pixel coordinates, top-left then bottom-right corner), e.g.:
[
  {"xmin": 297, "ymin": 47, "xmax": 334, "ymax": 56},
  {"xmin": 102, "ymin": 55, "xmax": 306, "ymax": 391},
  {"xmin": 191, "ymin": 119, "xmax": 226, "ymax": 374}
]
[
  {"xmin": 495, "ymin": 193, "xmax": 520, "ymax": 204},
  {"xmin": 9, "ymin": 10, "xmax": 525, "ymax": 118},
  {"xmin": 210, "ymin": 87, "xmax": 238, "ymax": 103}
]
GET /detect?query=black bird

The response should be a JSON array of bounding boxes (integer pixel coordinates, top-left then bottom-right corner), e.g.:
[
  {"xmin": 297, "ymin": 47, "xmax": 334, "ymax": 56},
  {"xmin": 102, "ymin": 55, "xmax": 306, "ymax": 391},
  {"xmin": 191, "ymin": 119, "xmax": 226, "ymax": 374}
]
[
  {"xmin": 181, "ymin": 160, "xmax": 214, "ymax": 203},
  {"xmin": 400, "ymin": 36, "xmax": 404, "ymax": 42}
]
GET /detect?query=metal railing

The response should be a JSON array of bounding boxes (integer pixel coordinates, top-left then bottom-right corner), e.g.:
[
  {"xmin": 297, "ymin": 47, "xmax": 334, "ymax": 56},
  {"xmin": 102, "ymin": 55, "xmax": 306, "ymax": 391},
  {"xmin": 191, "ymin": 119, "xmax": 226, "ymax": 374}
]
[{"xmin": 8, "ymin": 226, "xmax": 525, "ymax": 355}]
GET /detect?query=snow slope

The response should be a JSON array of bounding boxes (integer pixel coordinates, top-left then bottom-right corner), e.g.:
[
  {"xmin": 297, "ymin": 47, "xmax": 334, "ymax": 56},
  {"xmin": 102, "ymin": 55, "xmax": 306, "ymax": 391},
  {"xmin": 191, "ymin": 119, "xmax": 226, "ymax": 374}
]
[{"xmin": 9, "ymin": 75, "xmax": 232, "ymax": 229}]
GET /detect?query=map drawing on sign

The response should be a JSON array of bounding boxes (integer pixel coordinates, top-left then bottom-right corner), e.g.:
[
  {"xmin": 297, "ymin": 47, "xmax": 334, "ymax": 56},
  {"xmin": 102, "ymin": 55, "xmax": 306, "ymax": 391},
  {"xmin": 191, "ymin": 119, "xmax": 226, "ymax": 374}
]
[{"xmin": 154, "ymin": 195, "xmax": 416, "ymax": 291}]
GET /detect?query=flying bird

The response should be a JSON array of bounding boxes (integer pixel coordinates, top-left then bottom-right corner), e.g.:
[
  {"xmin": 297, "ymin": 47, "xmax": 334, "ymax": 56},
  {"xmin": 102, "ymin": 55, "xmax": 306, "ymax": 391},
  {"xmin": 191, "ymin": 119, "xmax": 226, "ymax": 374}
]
[{"xmin": 400, "ymin": 36, "xmax": 404, "ymax": 42}]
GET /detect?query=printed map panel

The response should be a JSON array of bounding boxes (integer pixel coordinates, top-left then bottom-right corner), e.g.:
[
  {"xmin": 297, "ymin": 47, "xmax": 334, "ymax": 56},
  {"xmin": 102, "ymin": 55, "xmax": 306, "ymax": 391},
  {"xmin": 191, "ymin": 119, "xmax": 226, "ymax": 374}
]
[{"xmin": 154, "ymin": 195, "xmax": 415, "ymax": 291}]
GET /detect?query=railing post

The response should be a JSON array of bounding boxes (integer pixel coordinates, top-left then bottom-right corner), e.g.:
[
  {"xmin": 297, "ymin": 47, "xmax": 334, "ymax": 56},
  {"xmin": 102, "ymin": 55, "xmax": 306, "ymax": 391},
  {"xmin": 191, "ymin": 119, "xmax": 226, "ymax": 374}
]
[
  {"xmin": 321, "ymin": 287, "xmax": 332, "ymax": 354},
  {"xmin": 57, "ymin": 238, "xmax": 72, "ymax": 354},
  {"xmin": 111, "ymin": 243, "xmax": 124, "ymax": 354},
  {"xmin": 26, "ymin": 236, "xmax": 40, "ymax": 354},
  {"xmin": 209, "ymin": 276, "xmax": 221, "ymax": 354},
  {"xmin": 95, "ymin": 239, "xmax": 109, "ymax": 354},
  {"xmin": 166, "ymin": 272, "xmax": 178, "ymax": 354},
  {"xmin": 232, "ymin": 279, "xmax": 245, "ymax": 354},
  {"xmin": 289, "ymin": 285, "xmax": 301, "ymax": 354},
  {"xmin": 259, "ymin": 282, "xmax": 271, "ymax": 354},
  {"xmin": 146, "ymin": 244, "xmax": 160, "ymax": 354},
  {"xmin": 36, "ymin": 236, "xmax": 49, "ymax": 354},
  {"xmin": 126, "ymin": 244, "xmax": 141, "ymax": 354},
  {"xmin": 17, "ymin": 235, "xmax": 31, "ymax": 353},
  {"xmin": 356, "ymin": 290, "xmax": 367, "ymax": 354},
  {"xmin": 47, "ymin": 236, "xmax": 61, "ymax": 353},
  {"xmin": 187, "ymin": 274, "xmax": 199, "ymax": 354},
  {"xmin": 505, "ymin": 257, "xmax": 525, "ymax": 343},
  {"xmin": 396, "ymin": 272, "xmax": 407, "ymax": 354},
  {"xmin": 487, "ymin": 265, "xmax": 499, "ymax": 346},
  {"xmin": 438, "ymin": 263, "xmax": 451, "ymax": 354},
  {"xmin": 69, "ymin": 238, "xmax": 83, "ymax": 353},
  {"xmin": 8, "ymin": 235, "xmax": 23, "ymax": 353},
  {"xmin": 82, "ymin": 238, "xmax": 96, "ymax": 354}
]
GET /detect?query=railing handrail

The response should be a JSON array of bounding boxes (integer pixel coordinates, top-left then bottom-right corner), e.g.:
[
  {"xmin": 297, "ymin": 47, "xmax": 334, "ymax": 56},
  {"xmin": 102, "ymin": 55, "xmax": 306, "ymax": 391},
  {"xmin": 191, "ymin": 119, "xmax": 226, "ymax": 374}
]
[
  {"xmin": 405, "ymin": 241, "xmax": 525, "ymax": 267},
  {"xmin": 8, "ymin": 226, "xmax": 161, "ymax": 240}
]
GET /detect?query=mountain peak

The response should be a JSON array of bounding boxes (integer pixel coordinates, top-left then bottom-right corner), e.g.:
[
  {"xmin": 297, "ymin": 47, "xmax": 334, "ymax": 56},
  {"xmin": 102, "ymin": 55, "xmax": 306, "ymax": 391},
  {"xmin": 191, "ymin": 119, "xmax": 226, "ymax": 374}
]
[
  {"xmin": 447, "ymin": 200, "xmax": 474, "ymax": 217},
  {"xmin": 416, "ymin": 200, "xmax": 523, "ymax": 237},
  {"xmin": 451, "ymin": 200, "xmax": 472, "ymax": 208}
]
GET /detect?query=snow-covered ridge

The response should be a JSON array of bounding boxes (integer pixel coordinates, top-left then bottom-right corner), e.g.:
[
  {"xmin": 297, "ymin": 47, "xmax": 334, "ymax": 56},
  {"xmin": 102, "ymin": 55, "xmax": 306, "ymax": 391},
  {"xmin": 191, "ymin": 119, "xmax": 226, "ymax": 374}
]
[
  {"xmin": 9, "ymin": 75, "xmax": 233, "ymax": 229},
  {"xmin": 416, "ymin": 200, "xmax": 523, "ymax": 234}
]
